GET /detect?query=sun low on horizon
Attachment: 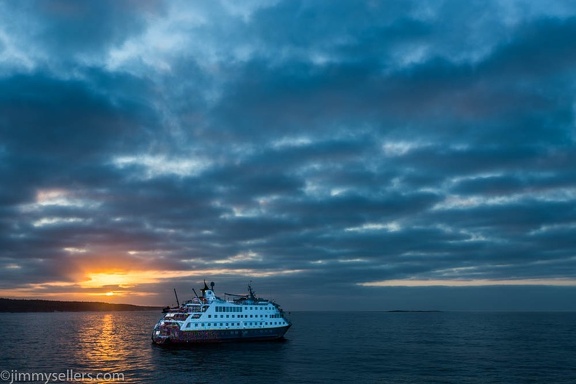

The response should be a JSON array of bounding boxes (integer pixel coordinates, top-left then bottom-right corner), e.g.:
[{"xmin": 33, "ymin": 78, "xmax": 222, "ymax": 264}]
[{"xmin": 2, "ymin": 262, "xmax": 576, "ymax": 309}]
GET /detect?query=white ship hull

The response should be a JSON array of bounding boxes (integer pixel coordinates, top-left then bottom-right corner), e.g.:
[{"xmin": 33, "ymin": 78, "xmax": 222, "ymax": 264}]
[{"xmin": 152, "ymin": 282, "xmax": 291, "ymax": 346}]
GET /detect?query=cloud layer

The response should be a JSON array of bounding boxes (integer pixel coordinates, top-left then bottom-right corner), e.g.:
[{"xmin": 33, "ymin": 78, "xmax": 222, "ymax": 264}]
[{"xmin": 1, "ymin": 0, "xmax": 576, "ymax": 309}]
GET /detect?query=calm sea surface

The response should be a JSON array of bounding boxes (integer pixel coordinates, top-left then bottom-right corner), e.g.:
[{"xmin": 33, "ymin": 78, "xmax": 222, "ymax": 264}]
[{"xmin": 0, "ymin": 311, "xmax": 575, "ymax": 383}]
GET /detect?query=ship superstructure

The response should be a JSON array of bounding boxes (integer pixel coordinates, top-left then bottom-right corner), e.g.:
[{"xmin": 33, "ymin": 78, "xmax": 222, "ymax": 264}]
[{"xmin": 151, "ymin": 282, "xmax": 291, "ymax": 345}]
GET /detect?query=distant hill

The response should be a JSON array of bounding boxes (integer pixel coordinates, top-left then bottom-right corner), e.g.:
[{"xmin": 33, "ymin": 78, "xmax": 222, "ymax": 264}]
[{"xmin": 0, "ymin": 298, "xmax": 160, "ymax": 312}]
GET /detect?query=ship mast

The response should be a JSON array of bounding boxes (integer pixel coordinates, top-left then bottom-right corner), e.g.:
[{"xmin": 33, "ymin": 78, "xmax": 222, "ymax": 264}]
[{"xmin": 173, "ymin": 288, "xmax": 180, "ymax": 307}]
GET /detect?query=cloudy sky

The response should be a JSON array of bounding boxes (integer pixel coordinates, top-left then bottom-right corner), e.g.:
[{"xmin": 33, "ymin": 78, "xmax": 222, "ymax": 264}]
[{"xmin": 1, "ymin": 0, "xmax": 576, "ymax": 310}]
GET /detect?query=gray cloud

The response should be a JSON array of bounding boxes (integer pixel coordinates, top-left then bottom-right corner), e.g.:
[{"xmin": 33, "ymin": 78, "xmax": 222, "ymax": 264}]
[{"xmin": 1, "ymin": 0, "xmax": 576, "ymax": 309}]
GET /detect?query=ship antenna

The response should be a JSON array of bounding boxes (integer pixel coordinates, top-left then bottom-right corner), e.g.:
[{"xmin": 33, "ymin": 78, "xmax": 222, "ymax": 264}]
[
  {"xmin": 248, "ymin": 281, "xmax": 256, "ymax": 300},
  {"xmin": 173, "ymin": 288, "xmax": 180, "ymax": 307}
]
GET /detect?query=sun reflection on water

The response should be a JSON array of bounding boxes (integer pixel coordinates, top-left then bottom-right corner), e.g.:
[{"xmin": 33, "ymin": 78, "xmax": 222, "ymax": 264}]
[{"xmin": 72, "ymin": 312, "xmax": 156, "ymax": 382}]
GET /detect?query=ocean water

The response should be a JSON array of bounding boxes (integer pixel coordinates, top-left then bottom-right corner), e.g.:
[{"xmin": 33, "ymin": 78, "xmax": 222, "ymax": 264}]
[{"xmin": 0, "ymin": 311, "xmax": 575, "ymax": 383}]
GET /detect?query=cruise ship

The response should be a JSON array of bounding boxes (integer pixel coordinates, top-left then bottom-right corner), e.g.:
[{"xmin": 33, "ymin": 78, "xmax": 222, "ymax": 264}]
[{"xmin": 151, "ymin": 282, "xmax": 291, "ymax": 345}]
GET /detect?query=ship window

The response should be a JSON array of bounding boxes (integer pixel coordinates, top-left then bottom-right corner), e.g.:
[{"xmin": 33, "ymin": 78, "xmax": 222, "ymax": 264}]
[
  {"xmin": 208, "ymin": 315, "xmax": 211, "ymax": 318},
  {"xmin": 226, "ymin": 315, "xmax": 229, "ymax": 318}
]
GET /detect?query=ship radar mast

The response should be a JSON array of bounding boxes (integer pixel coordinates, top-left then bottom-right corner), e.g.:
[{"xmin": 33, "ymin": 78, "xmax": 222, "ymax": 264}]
[
  {"xmin": 201, "ymin": 280, "xmax": 209, "ymax": 296},
  {"xmin": 248, "ymin": 282, "xmax": 257, "ymax": 301}
]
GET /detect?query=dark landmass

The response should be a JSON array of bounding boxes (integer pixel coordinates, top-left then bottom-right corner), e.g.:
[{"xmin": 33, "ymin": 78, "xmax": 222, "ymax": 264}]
[
  {"xmin": 387, "ymin": 310, "xmax": 442, "ymax": 313},
  {"xmin": 0, "ymin": 298, "xmax": 160, "ymax": 312}
]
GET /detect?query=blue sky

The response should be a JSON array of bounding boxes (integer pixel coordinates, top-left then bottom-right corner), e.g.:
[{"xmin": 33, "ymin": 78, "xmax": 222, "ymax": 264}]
[{"xmin": 1, "ymin": 0, "xmax": 576, "ymax": 310}]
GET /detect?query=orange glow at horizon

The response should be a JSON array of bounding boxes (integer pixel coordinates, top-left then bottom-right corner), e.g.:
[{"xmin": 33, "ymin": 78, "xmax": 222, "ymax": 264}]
[
  {"xmin": 81, "ymin": 272, "xmax": 138, "ymax": 289},
  {"xmin": 0, "ymin": 267, "xmax": 303, "ymax": 304}
]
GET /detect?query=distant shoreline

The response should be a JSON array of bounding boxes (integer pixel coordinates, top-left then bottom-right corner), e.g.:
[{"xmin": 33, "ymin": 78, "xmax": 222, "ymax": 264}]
[
  {"xmin": 0, "ymin": 299, "xmax": 444, "ymax": 313},
  {"xmin": 387, "ymin": 310, "xmax": 442, "ymax": 313},
  {"xmin": 0, "ymin": 298, "xmax": 160, "ymax": 312}
]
